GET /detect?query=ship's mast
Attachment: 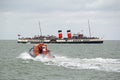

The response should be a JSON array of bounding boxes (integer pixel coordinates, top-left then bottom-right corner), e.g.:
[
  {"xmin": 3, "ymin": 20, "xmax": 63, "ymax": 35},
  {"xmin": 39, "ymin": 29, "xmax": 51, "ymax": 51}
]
[
  {"xmin": 38, "ymin": 21, "xmax": 43, "ymax": 43},
  {"xmin": 88, "ymin": 19, "xmax": 91, "ymax": 38},
  {"xmin": 39, "ymin": 21, "xmax": 42, "ymax": 36}
]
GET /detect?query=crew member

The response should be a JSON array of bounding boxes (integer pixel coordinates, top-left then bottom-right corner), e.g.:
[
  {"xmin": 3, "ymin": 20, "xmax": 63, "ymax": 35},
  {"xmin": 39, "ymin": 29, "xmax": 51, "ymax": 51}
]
[{"xmin": 42, "ymin": 44, "xmax": 50, "ymax": 54}]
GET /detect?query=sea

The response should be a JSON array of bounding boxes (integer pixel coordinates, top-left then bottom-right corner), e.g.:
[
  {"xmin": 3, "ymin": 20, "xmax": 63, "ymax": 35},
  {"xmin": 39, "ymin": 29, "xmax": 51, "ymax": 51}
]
[{"xmin": 0, "ymin": 40, "xmax": 120, "ymax": 80}]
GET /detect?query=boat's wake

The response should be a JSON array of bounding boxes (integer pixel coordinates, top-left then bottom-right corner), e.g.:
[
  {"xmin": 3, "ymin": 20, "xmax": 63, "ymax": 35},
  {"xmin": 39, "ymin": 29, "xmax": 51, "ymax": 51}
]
[{"xmin": 17, "ymin": 52, "xmax": 120, "ymax": 72}]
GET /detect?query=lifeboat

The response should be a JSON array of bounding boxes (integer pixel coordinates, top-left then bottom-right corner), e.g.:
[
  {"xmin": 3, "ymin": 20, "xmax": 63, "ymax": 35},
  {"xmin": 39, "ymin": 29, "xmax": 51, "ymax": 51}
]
[{"xmin": 29, "ymin": 43, "xmax": 54, "ymax": 58}]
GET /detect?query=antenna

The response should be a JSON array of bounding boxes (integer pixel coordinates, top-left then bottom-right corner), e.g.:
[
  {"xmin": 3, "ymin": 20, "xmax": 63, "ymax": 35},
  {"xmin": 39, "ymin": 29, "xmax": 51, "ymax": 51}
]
[{"xmin": 88, "ymin": 19, "xmax": 91, "ymax": 37}]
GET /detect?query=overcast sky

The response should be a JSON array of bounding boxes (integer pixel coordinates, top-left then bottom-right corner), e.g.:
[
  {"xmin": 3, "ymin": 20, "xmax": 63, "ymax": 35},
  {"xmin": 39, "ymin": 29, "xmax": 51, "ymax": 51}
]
[{"xmin": 0, "ymin": 0, "xmax": 120, "ymax": 40}]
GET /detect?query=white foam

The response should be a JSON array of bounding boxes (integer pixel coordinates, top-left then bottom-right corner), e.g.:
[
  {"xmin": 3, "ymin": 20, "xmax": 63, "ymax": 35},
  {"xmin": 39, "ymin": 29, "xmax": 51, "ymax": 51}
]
[
  {"xmin": 17, "ymin": 52, "xmax": 34, "ymax": 60},
  {"xmin": 17, "ymin": 52, "xmax": 120, "ymax": 72},
  {"xmin": 17, "ymin": 52, "xmax": 54, "ymax": 61},
  {"xmin": 51, "ymin": 56, "xmax": 120, "ymax": 72}
]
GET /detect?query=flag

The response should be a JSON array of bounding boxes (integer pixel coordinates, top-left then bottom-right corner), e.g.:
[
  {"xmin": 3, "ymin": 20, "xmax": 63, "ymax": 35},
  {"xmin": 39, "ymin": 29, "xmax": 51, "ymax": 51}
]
[{"xmin": 18, "ymin": 34, "xmax": 21, "ymax": 36}]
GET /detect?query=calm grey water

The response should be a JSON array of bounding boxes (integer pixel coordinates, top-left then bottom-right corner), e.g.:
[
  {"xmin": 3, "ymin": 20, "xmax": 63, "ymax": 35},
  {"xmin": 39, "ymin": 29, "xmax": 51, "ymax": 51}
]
[{"xmin": 0, "ymin": 40, "xmax": 120, "ymax": 80}]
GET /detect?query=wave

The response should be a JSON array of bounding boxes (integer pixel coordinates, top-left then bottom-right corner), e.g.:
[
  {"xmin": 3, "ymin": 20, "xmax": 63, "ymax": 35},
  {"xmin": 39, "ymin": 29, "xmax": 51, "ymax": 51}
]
[{"xmin": 17, "ymin": 52, "xmax": 120, "ymax": 72}]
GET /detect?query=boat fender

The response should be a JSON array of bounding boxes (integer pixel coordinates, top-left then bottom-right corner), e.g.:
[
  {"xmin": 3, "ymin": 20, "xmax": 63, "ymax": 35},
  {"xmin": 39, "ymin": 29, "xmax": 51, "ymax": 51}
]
[{"xmin": 29, "ymin": 47, "xmax": 36, "ymax": 57}]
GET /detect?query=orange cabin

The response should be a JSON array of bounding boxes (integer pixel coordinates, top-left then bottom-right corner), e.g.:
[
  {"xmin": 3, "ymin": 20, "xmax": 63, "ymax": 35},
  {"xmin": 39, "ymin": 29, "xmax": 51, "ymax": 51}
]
[{"xmin": 34, "ymin": 43, "xmax": 49, "ymax": 56}]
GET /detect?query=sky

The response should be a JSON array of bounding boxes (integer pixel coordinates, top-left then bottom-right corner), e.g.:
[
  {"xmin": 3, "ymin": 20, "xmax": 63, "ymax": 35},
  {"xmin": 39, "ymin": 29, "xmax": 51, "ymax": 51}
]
[{"xmin": 0, "ymin": 0, "xmax": 120, "ymax": 40}]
